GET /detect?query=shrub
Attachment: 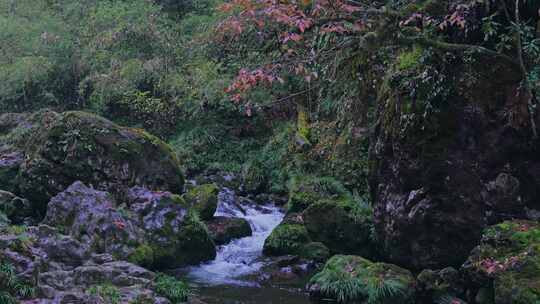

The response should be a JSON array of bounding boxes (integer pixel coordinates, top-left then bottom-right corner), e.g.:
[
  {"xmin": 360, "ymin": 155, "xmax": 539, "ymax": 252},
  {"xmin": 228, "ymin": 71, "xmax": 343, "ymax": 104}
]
[{"xmin": 154, "ymin": 273, "xmax": 191, "ymax": 303}]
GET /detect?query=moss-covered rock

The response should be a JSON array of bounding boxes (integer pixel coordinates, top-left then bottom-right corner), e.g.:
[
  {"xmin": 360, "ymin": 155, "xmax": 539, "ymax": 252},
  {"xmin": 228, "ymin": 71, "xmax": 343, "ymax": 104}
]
[
  {"xmin": 2, "ymin": 110, "xmax": 183, "ymax": 211},
  {"xmin": 462, "ymin": 220, "xmax": 540, "ymax": 304},
  {"xmin": 303, "ymin": 199, "xmax": 374, "ymax": 257},
  {"xmin": 169, "ymin": 211, "xmax": 216, "ymax": 267},
  {"xmin": 263, "ymin": 223, "xmax": 311, "ymax": 256},
  {"xmin": 300, "ymin": 242, "xmax": 330, "ymax": 262},
  {"xmin": 308, "ymin": 255, "xmax": 416, "ymax": 303},
  {"xmin": 205, "ymin": 216, "xmax": 252, "ymax": 245},
  {"xmin": 183, "ymin": 183, "xmax": 219, "ymax": 220}
]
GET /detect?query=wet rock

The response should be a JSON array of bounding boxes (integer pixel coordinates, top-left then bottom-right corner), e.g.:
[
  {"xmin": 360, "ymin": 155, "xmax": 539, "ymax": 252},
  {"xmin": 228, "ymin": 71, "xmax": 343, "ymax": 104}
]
[
  {"xmin": 461, "ymin": 220, "xmax": 540, "ymax": 304},
  {"xmin": 1, "ymin": 110, "xmax": 183, "ymax": 211},
  {"xmin": 308, "ymin": 255, "xmax": 416, "ymax": 303},
  {"xmin": 205, "ymin": 216, "xmax": 252, "ymax": 245},
  {"xmin": 183, "ymin": 184, "xmax": 219, "ymax": 220}
]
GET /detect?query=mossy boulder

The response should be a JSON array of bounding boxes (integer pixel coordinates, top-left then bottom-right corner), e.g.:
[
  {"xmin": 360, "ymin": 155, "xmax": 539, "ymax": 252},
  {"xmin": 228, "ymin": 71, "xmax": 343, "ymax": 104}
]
[
  {"xmin": 287, "ymin": 176, "xmax": 350, "ymax": 213},
  {"xmin": 2, "ymin": 110, "xmax": 183, "ymax": 211},
  {"xmin": 205, "ymin": 216, "xmax": 252, "ymax": 245},
  {"xmin": 263, "ymin": 222, "xmax": 311, "ymax": 256},
  {"xmin": 308, "ymin": 255, "xmax": 416, "ymax": 303},
  {"xmin": 183, "ymin": 183, "xmax": 219, "ymax": 220},
  {"xmin": 300, "ymin": 242, "xmax": 330, "ymax": 262},
  {"xmin": 462, "ymin": 220, "xmax": 540, "ymax": 304},
  {"xmin": 303, "ymin": 199, "xmax": 374, "ymax": 257}
]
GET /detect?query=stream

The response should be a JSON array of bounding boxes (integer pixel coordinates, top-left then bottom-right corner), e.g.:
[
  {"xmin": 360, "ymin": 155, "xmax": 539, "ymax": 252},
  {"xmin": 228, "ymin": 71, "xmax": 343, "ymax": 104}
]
[{"xmin": 184, "ymin": 188, "xmax": 312, "ymax": 303}]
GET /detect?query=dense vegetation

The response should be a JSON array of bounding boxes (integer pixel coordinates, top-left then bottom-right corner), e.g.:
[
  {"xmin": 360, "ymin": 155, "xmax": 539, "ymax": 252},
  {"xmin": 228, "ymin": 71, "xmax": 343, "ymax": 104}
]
[{"xmin": 1, "ymin": 0, "xmax": 540, "ymax": 303}]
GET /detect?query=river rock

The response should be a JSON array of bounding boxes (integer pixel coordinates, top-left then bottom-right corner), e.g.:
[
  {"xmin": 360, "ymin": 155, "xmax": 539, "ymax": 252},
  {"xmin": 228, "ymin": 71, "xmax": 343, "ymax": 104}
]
[
  {"xmin": 44, "ymin": 182, "xmax": 216, "ymax": 269},
  {"xmin": 205, "ymin": 216, "xmax": 252, "ymax": 245},
  {"xmin": 0, "ymin": 110, "xmax": 184, "ymax": 213}
]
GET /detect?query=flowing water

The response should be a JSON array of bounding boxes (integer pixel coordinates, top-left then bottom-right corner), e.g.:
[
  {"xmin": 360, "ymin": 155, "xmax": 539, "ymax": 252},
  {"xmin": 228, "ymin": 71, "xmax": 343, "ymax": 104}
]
[{"xmin": 185, "ymin": 188, "xmax": 312, "ymax": 303}]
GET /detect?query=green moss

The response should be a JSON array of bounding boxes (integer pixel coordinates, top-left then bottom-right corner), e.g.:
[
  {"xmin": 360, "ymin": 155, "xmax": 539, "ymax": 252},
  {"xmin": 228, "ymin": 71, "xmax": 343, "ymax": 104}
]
[
  {"xmin": 300, "ymin": 242, "xmax": 330, "ymax": 262},
  {"xmin": 286, "ymin": 175, "xmax": 350, "ymax": 213},
  {"xmin": 309, "ymin": 255, "xmax": 416, "ymax": 304},
  {"xmin": 465, "ymin": 220, "xmax": 540, "ymax": 304},
  {"xmin": 397, "ymin": 47, "xmax": 423, "ymax": 71},
  {"xmin": 128, "ymin": 244, "xmax": 154, "ymax": 268},
  {"xmin": 263, "ymin": 223, "xmax": 311, "ymax": 256},
  {"xmin": 182, "ymin": 184, "xmax": 219, "ymax": 220}
]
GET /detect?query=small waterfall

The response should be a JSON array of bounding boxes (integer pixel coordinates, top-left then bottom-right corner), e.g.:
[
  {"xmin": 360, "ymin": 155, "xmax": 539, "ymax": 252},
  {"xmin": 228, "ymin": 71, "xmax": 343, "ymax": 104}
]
[{"xmin": 187, "ymin": 188, "xmax": 284, "ymax": 286}]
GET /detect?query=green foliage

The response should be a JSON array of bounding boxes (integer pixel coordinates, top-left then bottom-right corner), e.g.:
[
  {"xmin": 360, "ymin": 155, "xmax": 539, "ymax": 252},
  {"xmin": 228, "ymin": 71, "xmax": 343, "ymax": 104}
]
[
  {"xmin": 128, "ymin": 244, "xmax": 155, "ymax": 268},
  {"xmin": 88, "ymin": 283, "xmax": 121, "ymax": 304},
  {"xmin": 0, "ymin": 262, "xmax": 36, "ymax": 300},
  {"xmin": 310, "ymin": 255, "xmax": 414, "ymax": 304},
  {"xmin": 397, "ymin": 47, "xmax": 423, "ymax": 71},
  {"xmin": 154, "ymin": 273, "xmax": 191, "ymax": 303}
]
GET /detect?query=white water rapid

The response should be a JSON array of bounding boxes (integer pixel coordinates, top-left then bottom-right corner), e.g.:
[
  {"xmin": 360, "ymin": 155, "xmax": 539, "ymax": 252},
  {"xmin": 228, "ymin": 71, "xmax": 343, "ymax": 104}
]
[{"xmin": 187, "ymin": 188, "xmax": 284, "ymax": 286}]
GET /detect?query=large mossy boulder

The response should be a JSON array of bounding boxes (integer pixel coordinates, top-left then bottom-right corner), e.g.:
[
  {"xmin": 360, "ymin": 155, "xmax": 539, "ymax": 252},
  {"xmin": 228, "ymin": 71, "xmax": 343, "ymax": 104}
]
[
  {"xmin": 1, "ymin": 110, "xmax": 184, "ymax": 212},
  {"xmin": 462, "ymin": 220, "xmax": 540, "ymax": 304},
  {"xmin": 44, "ymin": 182, "xmax": 215, "ymax": 269},
  {"xmin": 308, "ymin": 255, "xmax": 416, "ymax": 303},
  {"xmin": 303, "ymin": 199, "xmax": 374, "ymax": 257},
  {"xmin": 183, "ymin": 183, "xmax": 219, "ymax": 220},
  {"xmin": 369, "ymin": 57, "xmax": 540, "ymax": 270}
]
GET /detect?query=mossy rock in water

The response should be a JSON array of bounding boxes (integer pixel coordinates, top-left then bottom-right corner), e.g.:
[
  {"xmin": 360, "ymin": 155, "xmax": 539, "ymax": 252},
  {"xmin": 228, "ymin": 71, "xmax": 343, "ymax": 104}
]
[
  {"xmin": 183, "ymin": 183, "xmax": 219, "ymax": 220},
  {"xmin": 263, "ymin": 222, "xmax": 311, "ymax": 256},
  {"xmin": 303, "ymin": 198, "xmax": 374, "ymax": 258},
  {"xmin": 205, "ymin": 216, "xmax": 252, "ymax": 245},
  {"xmin": 10, "ymin": 110, "xmax": 183, "ymax": 211},
  {"xmin": 308, "ymin": 255, "xmax": 416, "ymax": 304},
  {"xmin": 287, "ymin": 175, "xmax": 350, "ymax": 213},
  {"xmin": 462, "ymin": 220, "xmax": 540, "ymax": 304}
]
